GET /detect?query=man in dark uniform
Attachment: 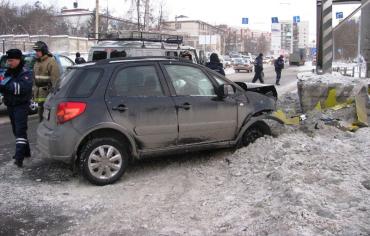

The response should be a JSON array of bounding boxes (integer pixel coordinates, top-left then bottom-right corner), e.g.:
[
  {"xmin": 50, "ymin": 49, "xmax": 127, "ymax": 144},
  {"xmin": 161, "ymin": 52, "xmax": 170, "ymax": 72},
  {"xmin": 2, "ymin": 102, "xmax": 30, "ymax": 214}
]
[
  {"xmin": 206, "ymin": 53, "xmax": 226, "ymax": 76},
  {"xmin": 252, "ymin": 53, "xmax": 264, "ymax": 84},
  {"xmin": 274, "ymin": 55, "xmax": 285, "ymax": 85},
  {"xmin": 0, "ymin": 49, "xmax": 33, "ymax": 167}
]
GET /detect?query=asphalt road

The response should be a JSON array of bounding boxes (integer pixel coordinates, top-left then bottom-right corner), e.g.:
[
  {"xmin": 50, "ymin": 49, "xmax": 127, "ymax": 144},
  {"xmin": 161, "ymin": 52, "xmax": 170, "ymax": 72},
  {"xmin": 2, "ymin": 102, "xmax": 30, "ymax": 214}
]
[{"xmin": 226, "ymin": 64, "xmax": 302, "ymax": 85}]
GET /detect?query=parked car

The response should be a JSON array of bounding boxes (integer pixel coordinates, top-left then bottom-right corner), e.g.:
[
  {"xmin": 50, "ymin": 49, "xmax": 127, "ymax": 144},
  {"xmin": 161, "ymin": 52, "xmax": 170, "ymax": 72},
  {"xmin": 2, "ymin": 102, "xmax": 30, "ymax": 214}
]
[
  {"xmin": 37, "ymin": 56, "xmax": 277, "ymax": 185},
  {"xmin": 223, "ymin": 58, "xmax": 232, "ymax": 68},
  {"xmin": 0, "ymin": 52, "xmax": 75, "ymax": 113},
  {"xmin": 263, "ymin": 56, "xmax": 274, "ymax": 64},
  {"xmin": 233, "ymin": 58, "xmax": 253, "ymax": 73}
]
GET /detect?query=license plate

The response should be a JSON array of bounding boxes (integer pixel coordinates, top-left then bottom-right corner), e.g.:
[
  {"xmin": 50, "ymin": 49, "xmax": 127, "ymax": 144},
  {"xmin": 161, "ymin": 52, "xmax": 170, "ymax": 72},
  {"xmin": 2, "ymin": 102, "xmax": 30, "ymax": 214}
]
[{"xmin": 43, "ymin": 109, "xmax": 50, "ymax": 120}]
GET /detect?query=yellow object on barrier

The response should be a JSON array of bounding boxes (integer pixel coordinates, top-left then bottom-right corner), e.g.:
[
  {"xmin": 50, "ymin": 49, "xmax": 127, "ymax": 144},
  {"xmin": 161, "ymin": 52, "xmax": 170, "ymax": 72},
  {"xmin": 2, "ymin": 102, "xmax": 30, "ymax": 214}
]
[
  {"xmin": 354, "ymin": 92, "xmax": 369, "ymax": 127},
  {"xmin": 314, "ymin": 101, "xmax": 322, "ymax": 111},
  {"xmin": 324, "ymin": 89, "xmax": 337, "ymax": 108},
  {"xmin": 272, "ymin": 110, "xmax": 300, "ymax": 125}
]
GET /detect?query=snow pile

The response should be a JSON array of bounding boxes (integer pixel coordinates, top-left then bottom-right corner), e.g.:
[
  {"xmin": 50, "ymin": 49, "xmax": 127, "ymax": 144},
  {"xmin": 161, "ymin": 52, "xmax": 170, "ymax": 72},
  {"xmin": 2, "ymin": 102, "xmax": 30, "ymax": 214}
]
[
  {"xmin": 226, "ymin": 127, "xmax": 370, "ymax": 235},
  {"xmin": 1, "ymin": 125, "xmax": 370, "ymax": 235},
  {"xmin": 1, "ymin": 89, "xmax": 370, "ymax": 235}
]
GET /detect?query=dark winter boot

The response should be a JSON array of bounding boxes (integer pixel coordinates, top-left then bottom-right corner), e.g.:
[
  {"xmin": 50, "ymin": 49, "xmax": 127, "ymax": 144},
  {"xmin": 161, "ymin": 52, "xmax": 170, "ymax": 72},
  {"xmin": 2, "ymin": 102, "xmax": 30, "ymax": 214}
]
[{"xmin": 14, "ymin": 159, "xmax": 23, "ymax": 168}]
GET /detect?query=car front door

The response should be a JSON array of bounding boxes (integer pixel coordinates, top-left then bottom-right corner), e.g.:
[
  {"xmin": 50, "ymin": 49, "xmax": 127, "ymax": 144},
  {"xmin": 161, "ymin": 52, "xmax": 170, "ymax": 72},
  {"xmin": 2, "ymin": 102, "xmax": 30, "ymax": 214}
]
[
  {"xmin": 106, "ymin": 62, "xmax": 178, "ymax": 150},
  {"xmin": 161, "ymin": 63, "xmax": 238, "ymax": 145}
]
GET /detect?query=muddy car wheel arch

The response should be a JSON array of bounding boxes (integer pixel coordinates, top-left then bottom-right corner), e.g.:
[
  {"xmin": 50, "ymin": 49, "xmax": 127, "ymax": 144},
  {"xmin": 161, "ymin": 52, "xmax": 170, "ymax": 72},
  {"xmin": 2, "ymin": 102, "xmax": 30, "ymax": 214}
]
[
  {"xmin": 74, "ymin": 123, "xmax": 139, "ymax": 162},
  {"xmin": 241, "ymin": 121, "xmax": 271, "ymax": 146},
  {"xmin": 80, "ymin": 137, "xmax": 129, "ymax": 185},
  {"xmin": 236, "ymin": 115, "xmax": 273, "ymax": 147}
]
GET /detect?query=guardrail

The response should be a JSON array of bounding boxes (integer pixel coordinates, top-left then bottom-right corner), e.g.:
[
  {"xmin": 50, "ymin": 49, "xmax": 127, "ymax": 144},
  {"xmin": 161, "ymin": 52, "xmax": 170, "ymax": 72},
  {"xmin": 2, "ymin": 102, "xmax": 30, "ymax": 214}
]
[{"xmin": 332, "ymin": 63, "xmax": 367, "ymax": 78}]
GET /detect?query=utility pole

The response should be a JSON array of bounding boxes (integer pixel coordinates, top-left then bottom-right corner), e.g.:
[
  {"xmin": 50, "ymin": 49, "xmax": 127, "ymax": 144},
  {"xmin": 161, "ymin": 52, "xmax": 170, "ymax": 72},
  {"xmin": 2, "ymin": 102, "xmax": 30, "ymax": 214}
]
[
  {"xmin": 360, "ymin": 0, "xmax": 370, "ymax": 77},
  {"xmin": 95, "ymin": 0, "xmax": 99, "ymax": 39},
  {"xmin": 316, "ymin": 0, "xmax": 333, "ymax": 74}
]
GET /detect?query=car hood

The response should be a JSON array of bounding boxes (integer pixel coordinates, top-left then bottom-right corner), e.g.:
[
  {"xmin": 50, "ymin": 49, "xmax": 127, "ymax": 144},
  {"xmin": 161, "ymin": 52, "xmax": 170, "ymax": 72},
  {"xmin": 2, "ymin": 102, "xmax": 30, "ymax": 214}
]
[{"xmin": 235, "ymin": 82, "xmax": 278, "ymax": 100}]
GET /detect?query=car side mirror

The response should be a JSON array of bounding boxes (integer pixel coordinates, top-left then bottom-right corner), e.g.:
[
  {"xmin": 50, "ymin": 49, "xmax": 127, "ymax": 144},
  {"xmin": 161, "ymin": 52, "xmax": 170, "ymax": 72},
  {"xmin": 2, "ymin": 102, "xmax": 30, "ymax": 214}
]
[{"xmin": 217, "ymin": 84, "xmax": 233, "ymax": 99}]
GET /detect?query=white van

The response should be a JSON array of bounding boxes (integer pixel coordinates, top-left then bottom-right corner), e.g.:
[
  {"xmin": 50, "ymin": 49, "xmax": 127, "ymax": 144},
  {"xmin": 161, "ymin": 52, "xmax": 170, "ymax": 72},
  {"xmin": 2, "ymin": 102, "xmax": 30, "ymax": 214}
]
[{"xmin": 88, "ymin": 31, "xmax": 205, "ymax": 65}]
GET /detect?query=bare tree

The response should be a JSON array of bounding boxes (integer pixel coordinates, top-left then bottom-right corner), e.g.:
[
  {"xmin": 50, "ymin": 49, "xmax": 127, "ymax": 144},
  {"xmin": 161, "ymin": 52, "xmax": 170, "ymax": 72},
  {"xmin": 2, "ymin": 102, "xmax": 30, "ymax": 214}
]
[
  {"xmin": 256, "ymin": 34, "xmax": 270, "ymax": 55},
  {"xmin": 0, "ymin": 1, "xmax": 17, "ymax": 34},
  {"xmin": 124, "ymin": 0, "xmax": 142, "ymax": 31},
  {"xmin": 0, "ymin": 1, "xmax": 69, "ymax": 35},
  {"xmin": 125, "ymin": 0, "xmax": 167, "ymax": 32},
  {"xmin": 155, "ymin": 0, "xmax": 167, "ymax": 31},
  {"xmin": 334, "ymin": 19, "xmax": 359, "ymax": 61}
]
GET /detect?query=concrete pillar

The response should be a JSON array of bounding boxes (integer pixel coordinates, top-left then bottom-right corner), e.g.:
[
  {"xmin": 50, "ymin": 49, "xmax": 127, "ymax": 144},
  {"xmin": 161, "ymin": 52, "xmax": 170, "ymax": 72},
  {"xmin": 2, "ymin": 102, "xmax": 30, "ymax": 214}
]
[
  {"xmin": 316, "ymin": 0, "xmax": 333, "ymax": 74},
  {"xmin": 322, "ymin": 0, "xmax": 333, "ymax": 73},
  {"xmin": 360, "ymin": 0, "xmax": 370, "ymax": 77}
]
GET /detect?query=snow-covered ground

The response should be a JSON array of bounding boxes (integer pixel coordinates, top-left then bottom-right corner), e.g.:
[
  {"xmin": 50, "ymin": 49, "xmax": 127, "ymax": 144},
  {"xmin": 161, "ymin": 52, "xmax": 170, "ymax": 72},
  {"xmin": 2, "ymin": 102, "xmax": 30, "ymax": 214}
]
[
  {"xmin": 1, "ymin": 73, "xmax": 370, "ymax": 235},
  {"xmin": 1, "ymin": 124, "xmax": 369, "ymax": 235},
  {"xmin": 1, "ymin": 93, "xmax": 370, "ymax": 235}
]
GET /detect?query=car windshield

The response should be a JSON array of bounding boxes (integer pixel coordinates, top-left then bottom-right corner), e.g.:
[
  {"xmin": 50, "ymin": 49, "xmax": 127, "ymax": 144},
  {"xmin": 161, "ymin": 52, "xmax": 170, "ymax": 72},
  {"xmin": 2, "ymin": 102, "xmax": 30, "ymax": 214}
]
[{"xmin": 234, "ymin": 59, "xmax": 244, "ymax": 64}]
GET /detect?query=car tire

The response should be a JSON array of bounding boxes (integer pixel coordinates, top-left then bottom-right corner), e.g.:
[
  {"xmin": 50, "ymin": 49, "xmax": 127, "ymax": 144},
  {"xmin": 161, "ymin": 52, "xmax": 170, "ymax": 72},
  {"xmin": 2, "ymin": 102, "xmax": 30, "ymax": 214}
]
[
  {"xmin": 241, "ymin": 121, "xmax": 271, "ymax": 147},
  {"xmin": 80, "ymin": 137, "xmax": 129, "ymax": 186}
]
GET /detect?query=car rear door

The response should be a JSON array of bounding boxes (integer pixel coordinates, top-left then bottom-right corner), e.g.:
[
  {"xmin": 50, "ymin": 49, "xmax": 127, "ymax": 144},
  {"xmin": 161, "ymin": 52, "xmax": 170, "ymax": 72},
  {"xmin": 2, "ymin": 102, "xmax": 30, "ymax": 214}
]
[
  {"xmin": 105, "ymin": 62, "xmax": 178, "ymax": 150},
  {"xmin": 160, "ymin": 62, "xmax": 238, "ymax": 145}
]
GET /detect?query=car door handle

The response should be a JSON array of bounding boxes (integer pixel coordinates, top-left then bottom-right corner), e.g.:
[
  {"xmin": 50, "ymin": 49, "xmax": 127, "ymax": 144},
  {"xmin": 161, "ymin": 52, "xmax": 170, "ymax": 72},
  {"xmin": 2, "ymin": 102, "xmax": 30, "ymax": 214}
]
[
  {"xmin": 176, "ymin": 103, "xmax": 192, "ymax": 110},
  {"xmin": 112, "ymin": 104, "xmax": 128, "ymax": 112}
]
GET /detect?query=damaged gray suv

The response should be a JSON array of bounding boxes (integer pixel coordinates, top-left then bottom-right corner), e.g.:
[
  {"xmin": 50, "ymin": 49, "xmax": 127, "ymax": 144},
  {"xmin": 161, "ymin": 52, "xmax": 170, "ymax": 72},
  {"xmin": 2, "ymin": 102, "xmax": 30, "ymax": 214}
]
[{"xmin": 37, "ymin": 57, "xmax": 277, "ymax": 185}]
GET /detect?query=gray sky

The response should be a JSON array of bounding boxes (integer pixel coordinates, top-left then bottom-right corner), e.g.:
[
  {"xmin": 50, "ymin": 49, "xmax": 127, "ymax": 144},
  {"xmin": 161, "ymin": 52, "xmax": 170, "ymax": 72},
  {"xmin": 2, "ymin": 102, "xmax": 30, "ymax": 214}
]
[{"xmin": 14, "ymin": 0, "xmax": 361, "ymax": 41}]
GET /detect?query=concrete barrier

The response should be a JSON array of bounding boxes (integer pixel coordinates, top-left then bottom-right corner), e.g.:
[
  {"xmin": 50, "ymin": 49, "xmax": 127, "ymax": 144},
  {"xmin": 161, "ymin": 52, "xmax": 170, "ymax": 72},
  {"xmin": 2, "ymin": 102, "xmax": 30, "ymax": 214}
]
[{"xmin": 297, "ymin": 72, "xmax": 370, "ymax": 113}]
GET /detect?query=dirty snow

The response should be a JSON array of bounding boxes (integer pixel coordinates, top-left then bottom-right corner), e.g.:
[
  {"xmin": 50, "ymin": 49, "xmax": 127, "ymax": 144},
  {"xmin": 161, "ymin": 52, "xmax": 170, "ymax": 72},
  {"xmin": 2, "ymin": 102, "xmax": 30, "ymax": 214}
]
[
  {"xmin": 1, "ymin": 84, "xmax": 370, "ymax": 235},
  {"xmin": 1, "ymin": 124, "xmax": 370, "ymax": 235}
]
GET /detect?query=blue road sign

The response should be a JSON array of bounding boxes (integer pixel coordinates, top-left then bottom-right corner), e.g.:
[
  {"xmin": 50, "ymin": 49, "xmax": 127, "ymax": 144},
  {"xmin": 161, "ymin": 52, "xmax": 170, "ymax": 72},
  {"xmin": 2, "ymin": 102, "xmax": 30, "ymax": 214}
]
[
  {"xmin": 242, "ymin": 18, "xmax": 249, "ymax": 24},
  {"xmin": 293, "ymin": 16, "xmax": 300, "ymax": 23},
  {"xmin": 336, "ymin": 12, "xmax": 343, "ymax": 19},
  {"xmin": 271, "ymin": 17, "xmax": 279, "ymax": 24},
  {"xmin": 311, "ymin": 48, "xmax": 317, "ymax": 56}
]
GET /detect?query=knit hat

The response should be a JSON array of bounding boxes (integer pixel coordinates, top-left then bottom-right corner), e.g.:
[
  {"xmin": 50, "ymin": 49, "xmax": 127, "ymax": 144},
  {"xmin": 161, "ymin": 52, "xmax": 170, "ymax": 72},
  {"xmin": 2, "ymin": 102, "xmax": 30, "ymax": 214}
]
[{"xmin": 6, "ymin": 49, "xmax": 22, "ymax": 60}]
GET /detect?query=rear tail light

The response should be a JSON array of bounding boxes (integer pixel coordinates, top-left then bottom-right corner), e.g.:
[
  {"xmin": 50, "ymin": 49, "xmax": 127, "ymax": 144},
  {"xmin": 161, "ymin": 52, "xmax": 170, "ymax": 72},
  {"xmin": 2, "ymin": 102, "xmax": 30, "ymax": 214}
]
[{"xmin": 57, "ymin": 102, "xmax": 86, "ymax": 124}]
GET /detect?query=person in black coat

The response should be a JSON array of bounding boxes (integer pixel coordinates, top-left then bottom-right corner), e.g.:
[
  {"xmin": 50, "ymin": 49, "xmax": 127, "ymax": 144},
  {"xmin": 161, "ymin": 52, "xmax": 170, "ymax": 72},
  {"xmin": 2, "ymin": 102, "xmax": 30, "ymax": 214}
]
[
  {"xmin": 206, "ymin": 53, "xmax": 225, "ymax": 76},
  {"xmin": 252, "ymin": 53, "xmax": 264, "ymax": 83},
  {"xmin": 274, "ymin": 55, "xmax": 285, "ymax": 85},
  {"xmin": 0, "ymin": 49, "xmax": 33, "ymax": 167},
  {"xmin": 75, "ymin": 52, "xmax": 86, "ymax": 64}
]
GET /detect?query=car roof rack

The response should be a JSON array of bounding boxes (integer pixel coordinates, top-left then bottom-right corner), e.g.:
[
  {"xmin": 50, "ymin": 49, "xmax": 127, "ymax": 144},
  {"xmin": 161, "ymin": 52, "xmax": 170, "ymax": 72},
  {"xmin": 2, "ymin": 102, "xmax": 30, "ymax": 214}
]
[
  {"xmin": 88, "ymin": 31, "xmax": 183, "ymax": 48},
  {"xmin": 93, "ymin": 56, "xmax": 195, "ymax": 65}
]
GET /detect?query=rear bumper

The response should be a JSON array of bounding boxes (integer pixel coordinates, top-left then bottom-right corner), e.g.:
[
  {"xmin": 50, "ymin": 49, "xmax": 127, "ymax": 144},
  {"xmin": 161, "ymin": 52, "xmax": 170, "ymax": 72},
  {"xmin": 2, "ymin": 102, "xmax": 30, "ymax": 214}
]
[
  {"xmin": 233, "ymin": 65, "xmax": 252, "ymax": 70},
  {"xmin": 37, "ymin": 122, "xmax": 80, "ymax": 164}
]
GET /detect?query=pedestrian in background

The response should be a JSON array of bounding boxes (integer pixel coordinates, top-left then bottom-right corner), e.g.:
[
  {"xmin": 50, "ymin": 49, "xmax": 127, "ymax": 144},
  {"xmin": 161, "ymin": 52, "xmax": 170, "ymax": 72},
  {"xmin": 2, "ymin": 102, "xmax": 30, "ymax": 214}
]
[
  {"xmin": 206, "ymin": 53, "xmax": 225, "ymax": 76},
  {"xmin": 252, "ymin": 53, "xmax": 264, "ymax": 84},
  {"xmin": 0, "ymin": 49, "xmax": 33, "ymax": 167},
  {"xmin": 75, "ymin": 52, "xmax": 86, "ymax": 64},
  {"xmin": 274, "ymin": 55, "xmax": 285, "ymax": 85},
  {"xmin": 33, "ymin": 41, "xmax": 60, "ymax": 122}
]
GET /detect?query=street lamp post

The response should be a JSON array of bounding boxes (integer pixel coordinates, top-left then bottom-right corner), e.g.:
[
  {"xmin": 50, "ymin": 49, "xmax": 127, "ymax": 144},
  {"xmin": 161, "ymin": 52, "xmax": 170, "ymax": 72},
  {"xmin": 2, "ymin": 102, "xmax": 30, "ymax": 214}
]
[{"xmin": 96, "ymin": 0, "xmax": 99, "ymax": 39}]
